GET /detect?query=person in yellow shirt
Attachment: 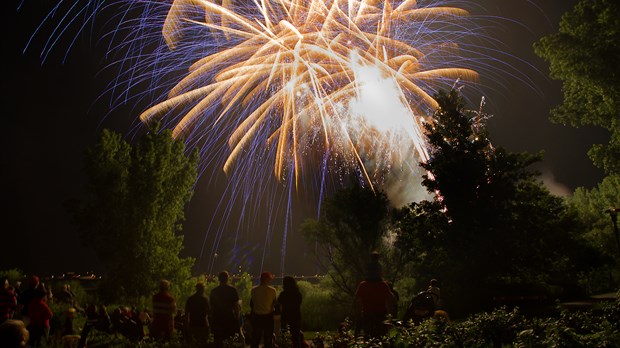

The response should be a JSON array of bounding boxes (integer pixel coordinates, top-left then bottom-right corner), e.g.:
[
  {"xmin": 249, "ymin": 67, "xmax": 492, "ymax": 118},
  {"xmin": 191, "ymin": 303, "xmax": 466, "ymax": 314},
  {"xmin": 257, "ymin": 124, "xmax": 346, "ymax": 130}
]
[{"xmin": 250, "ymin": 272, "xmax": 277, "ymax": 348}]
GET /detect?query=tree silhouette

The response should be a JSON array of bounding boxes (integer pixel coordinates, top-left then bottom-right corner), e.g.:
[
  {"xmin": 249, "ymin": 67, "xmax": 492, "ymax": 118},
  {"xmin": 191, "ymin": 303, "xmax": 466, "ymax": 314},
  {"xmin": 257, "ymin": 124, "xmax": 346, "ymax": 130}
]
[
  {"xmin": 300, "ymin": 180, "xmax": 404, "ymax": 303},
  {"xmin": 395, "ymin": 90, "xmax": 599, "ymax": 316},
  {"xmin": 534, "ymin": 0, "xmax": 620, "ymax": 175},
  {"xmin": 69, "ymin": 126, "xmax": 198, "ymax": 301}
]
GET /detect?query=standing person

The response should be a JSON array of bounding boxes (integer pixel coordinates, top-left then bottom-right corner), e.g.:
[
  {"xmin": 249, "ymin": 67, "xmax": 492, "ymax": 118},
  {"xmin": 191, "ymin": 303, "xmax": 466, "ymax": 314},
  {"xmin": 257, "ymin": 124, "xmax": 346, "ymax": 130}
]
[
  {"xmin": 210, "ymin": 271, "xmax": 241, "ymax": 348},
  {"xmin": 0, "ymin": 277, "xmax": 17, "ymax": 324},
  {"xmin": 17, "ymin": 275, "xmax": 43, "ymax": 321},
  {"xmin": 150, "ymin": 280, "xmax": 177, "ymax": 340},
  {"xmin": 427, "ymin": 279, "xmax": 441, "ymax": 308},
  {"xmin": 27, "ymin": 289, "xmax": 53, "ymax": 347},
  {"xmin": 61, "ymin": 308, "xmax": 77, "ymax": 336},
  {"xmin": 185, "ymin": 282, "xmax": 210, "ymax": 346},
  {"xmin": 54, "ymin": 284, "xmax": 74, "ymax": 306},
  {"xmin": 277, "ymin": 276, "xmax": 302, "ymax": 348},
  {"xmin": 250, "ymin": 272, "xmax": 277, "ymax": 348},
  {"xmin": 354, "ymin": 278, "xmax": 395, "ymax": 338}
]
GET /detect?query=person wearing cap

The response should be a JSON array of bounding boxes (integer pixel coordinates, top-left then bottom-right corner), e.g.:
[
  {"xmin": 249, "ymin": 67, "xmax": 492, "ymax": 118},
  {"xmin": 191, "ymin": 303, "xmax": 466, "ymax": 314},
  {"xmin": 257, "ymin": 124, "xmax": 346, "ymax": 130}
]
[{"xmin": 250, "ymin": 272, "xmax": 277, "ymax": 348}]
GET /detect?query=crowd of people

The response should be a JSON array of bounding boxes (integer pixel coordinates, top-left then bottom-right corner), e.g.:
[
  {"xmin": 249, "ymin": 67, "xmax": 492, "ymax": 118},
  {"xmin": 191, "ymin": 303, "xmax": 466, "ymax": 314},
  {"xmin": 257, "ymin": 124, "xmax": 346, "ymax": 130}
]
[
  {"xmin": 145, "ymin": 271, "xmax": 304, "ymax": 348},
  {"xmin": 153, "ymin": 253, "xmax": 442, "ymax": 347},
  {"xmin": 0, "ymin": 274, "xmax": 153, "ymax": 347},
  {"xmin": 0, "ymin": 255, "xmax": 443, "ymax": 347},
  {"xmin": 0, "ymin": 275, "xmax": 64, "ymax": 347}
]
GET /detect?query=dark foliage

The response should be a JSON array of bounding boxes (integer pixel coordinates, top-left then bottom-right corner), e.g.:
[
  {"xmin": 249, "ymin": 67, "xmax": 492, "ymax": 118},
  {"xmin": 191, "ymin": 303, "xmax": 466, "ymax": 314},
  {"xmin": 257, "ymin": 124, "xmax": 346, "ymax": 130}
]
[{"xmin": 394, "ymin": 90, "xmax": 602, "ymax": 317}]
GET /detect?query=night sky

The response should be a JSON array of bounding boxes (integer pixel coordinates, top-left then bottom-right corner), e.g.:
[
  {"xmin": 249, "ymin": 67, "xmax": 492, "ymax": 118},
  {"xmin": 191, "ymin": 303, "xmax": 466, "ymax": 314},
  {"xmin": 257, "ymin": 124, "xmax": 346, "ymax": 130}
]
[{"xmin": 4, "ymin": 0, "xmax": 609, "ymax": 277}]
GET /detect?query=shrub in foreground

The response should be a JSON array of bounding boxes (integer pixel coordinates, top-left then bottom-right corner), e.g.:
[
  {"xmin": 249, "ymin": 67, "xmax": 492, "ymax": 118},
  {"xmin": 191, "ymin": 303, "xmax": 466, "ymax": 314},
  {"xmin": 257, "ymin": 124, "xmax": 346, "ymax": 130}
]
[{"xmin": 312, "ymin": 296, "xmax": 619, "ymax": 348}]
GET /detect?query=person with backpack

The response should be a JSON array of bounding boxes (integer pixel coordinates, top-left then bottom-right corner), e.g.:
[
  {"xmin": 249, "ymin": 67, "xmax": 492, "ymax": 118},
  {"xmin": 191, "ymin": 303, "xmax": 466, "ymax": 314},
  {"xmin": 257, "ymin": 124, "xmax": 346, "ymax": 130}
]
[{"xmin": 402, "ymin": 291, "xmax": 436, "ymax": 324}]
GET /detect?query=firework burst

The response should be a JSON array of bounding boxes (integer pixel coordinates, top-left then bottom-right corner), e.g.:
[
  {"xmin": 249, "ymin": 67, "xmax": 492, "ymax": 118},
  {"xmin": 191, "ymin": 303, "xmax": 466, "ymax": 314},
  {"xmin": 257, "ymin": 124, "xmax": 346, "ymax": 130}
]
[
  {"xmin": 30, "ymin": 0, "xmax": 490, "ymax": 273},
  {"xmin": 139, "ymin": 0, "xmax": 478, "ymax": 191}
]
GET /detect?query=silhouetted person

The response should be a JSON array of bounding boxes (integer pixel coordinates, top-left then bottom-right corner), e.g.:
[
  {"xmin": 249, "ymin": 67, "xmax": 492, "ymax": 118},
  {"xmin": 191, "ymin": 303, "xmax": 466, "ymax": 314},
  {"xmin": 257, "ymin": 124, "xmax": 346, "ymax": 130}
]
[
  {"xmin": 1, "ymin": 277, "xmax": 17, "ymax": 324},
  {"xmin": 185, "ymin": 282, "xmax": 210, "ymax": 346},
  {"xmin": 151, "ymin": 280, "xmax": 177, "ymax": 340},
  {"xmin": 60, "ymin": 307, "xmax": 79, "ymax": 347},
  {"xmin": 210, "ymin": 271, "xmax": 241, "ymax": 348},
  {"xmin": 277, "ymin": 276, "xmax": 302, "ymax": 348},
  {"xmin": 27, "ymin": 289, "xmax": 52, "ymax": 347},
  {"xmin": 427, "ymin": 279, "xmax": 441, "ymax": 308},
  {"xmin": 250, "ymin": 272, "xmax": 277, "ymax": 348},
  {"xmin": 354, "ymin": 278, "xmax": 395, "ymax": 338},
  {"xmin": 78, "ymin": 304, "xmax": 101, "ymax": 348},
  {"xmin": 122, "ymin": 306, "xmax": 145, "ymax": 340},
  {"xmin": 402, "ymin": 291, "xmax": 436, "ymax": 324},
  {"xmin": 60, "ymin": 308, "xmax": 74, "ymax": 337},
  {"xmin": 110, "ymin": 307, "xmax": 125, "ymax": 334},
  {"xmin": 54, "ymin": 284, "xmax": 74, "ymax": 306},
  {"xmin": 17, "ymin": 276, "xmax": 44, "ymax": 322}
]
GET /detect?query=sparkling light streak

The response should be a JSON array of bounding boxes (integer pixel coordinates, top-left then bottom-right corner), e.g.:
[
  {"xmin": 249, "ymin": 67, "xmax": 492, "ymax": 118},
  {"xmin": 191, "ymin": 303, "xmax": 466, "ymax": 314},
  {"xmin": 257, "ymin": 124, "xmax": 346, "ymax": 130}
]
[
  {"xmin": 30, "ymin": 0, "xmax": 500, "ymax": 274},
  {"xmin": 139, "ymin": 0, "xmax": 478, "ymax": 193}
]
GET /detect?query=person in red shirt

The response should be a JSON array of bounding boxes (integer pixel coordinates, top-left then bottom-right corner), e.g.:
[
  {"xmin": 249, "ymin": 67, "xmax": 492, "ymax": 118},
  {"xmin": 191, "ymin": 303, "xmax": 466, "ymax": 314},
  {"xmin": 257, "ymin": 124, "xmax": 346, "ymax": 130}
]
[
  {"xmin": 354, "ymin": 279, "xmax": 395, "ymax": 338},
  {"xmin": 27, "ymin": 289, "xmax": 53, "ymax": 347},
  {"xmin": 150, "ymin": 280, "xmax": 177, "ymax": 340}
]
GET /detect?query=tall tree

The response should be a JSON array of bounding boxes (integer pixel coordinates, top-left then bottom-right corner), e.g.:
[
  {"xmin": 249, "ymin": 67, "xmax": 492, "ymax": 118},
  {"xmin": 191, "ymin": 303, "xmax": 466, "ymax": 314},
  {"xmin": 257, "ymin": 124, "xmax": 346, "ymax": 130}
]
[
  {"xmin": 70, "ymin": 127, "xmax": 198, "ymax": 301},
  {"xmin": 534, "ymin": 0, "xmax": 620, "ymax": 174},
  {"xmin": 395, "ymin": 90, "xmax": 599, "ymax": 316},
  {"xmin": 300, "ymin": 181, "xmax": 405, "ymax": 303},
  {"xmin": 568, "ymin": 175, "xmax": 620, "ymax": 289}
]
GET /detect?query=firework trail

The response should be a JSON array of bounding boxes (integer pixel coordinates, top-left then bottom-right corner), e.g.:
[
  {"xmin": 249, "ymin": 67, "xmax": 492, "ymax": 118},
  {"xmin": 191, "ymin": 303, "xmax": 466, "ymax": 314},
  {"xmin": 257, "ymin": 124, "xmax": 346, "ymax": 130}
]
[
  {"xmin": 31, "ymin": 0, "xmax": 493, "ymax": 274},
  {"xmin": 141, "ymin": 0, "xmax": 478, "ymax": 186}
]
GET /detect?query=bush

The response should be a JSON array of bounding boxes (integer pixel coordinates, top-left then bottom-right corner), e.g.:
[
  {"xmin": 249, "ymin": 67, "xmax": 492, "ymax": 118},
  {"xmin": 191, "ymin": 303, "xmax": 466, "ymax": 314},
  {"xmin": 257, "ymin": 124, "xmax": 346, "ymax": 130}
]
[
  {"xmin": 309, "ymin": 296, "xmax": 620, "ymax": 347},
  {"xmin": 393, "ymin": 277, "xmax": 419, "ymax": 318},
  {"xmin": 231, "ymin": 272, "xmax": 254, "ymax": 314},
  {"xmin": 298, "ymin": 280, "xmax": 350, "ymax": 331},
  {"xmin": 37, "ymin": 293, "xmax": 619, "ymax": 347}
]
